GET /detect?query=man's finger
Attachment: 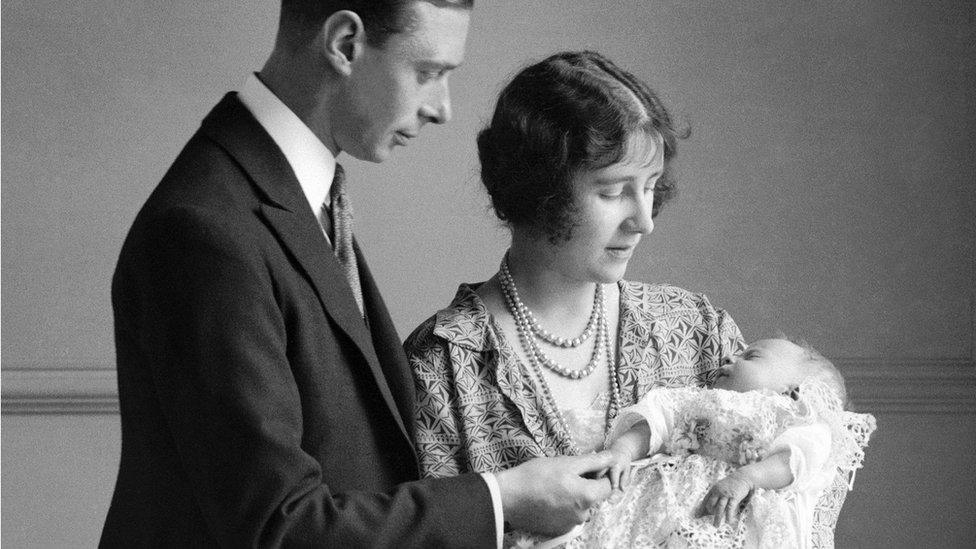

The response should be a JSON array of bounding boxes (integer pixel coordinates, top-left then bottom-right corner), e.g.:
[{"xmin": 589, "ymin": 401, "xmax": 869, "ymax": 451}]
[
  {"xmin": 705, "ymin": 493, "xmax": 720, "ymax": 514},
  {"xmin": 570, "ymin": 450, "xmax": 618, "ymax": 474},
  {"xmin": 714, "ymin": 497, "xmax": 729, "ymax": 526}
]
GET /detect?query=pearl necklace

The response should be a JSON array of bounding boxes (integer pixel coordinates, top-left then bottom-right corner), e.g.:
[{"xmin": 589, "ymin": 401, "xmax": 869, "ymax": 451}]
[
  {"xmin": 526, "ymin": 287, "xmax": 601, "ymax": 348},
  {"xmin": 499, "ymin": 260, "xmax": 604, "ymax": 379},
  {"xmin": 499, "ymin": 255, "xmax": 622, "ymax": 455}
]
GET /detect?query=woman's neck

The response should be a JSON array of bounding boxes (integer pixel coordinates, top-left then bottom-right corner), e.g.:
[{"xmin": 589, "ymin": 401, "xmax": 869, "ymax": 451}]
[{"xmin": 505, "ymin": 245, "xmax": 597, "ymax": 328}]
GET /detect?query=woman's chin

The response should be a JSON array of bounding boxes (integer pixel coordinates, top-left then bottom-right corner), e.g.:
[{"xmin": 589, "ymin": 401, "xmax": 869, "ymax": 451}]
[
  {"xmin": 593, "ymin": 262, "xmax": 628, "ymax": 283},
  {"xmin": 596, "ymin": 271, "xmax": 625, "ymax": 285}
]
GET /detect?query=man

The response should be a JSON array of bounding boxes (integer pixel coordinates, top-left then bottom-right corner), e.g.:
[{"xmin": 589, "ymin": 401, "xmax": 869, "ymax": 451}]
[{"xmin": 101, "ymin": 1, "xmax": 615, "ymax": 547}]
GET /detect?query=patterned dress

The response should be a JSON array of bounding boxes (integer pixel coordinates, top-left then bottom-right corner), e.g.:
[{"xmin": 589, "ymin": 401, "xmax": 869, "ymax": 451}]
[{"xmin": 404, "ymin": 281, "xmax": 745, "ymax": 479}]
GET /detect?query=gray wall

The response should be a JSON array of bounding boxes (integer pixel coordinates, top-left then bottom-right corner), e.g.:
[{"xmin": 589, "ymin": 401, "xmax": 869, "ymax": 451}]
[{"xmin": 3, "ymin": 1, "xmax": 974, "ymax": 547}]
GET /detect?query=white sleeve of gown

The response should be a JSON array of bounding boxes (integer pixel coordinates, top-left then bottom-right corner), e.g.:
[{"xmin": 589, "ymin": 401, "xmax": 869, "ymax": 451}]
[
  {"xmin": 767, "ymin": 422, "xmax": 834, "ymax": 492},
  {"xmin": 605, "ymin": 389, "xmax": 678, "ymax": 456}
]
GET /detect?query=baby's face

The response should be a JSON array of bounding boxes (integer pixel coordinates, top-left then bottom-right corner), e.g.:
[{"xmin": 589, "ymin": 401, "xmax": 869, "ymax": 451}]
[{"xmin": 712, "ymin": 338, "xmax": 805, "ymax": 393}]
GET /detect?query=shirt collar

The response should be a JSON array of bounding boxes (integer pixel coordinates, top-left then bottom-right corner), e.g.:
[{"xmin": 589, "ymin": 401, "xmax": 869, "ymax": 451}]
[{"xmin": 238, "ymin": 73, "xmax": 336, "ymax": 218}]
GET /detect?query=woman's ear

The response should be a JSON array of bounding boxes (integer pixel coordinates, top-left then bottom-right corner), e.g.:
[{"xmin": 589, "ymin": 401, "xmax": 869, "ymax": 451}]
[{"xmin": 320, "ymin": 10, "xmax": 366, "ymax": 76}]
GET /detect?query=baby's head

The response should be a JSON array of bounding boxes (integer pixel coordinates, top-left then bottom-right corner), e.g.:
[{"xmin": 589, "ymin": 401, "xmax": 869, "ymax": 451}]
[{"xmin": 712, "ymin": 338, "xmax": 847, "ymax": 407}]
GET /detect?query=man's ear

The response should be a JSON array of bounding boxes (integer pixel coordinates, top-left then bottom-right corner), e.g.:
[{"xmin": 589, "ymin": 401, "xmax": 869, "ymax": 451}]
[{"xmin": 320, "ymin": 10, "xmax": 366, "ymax": 76}]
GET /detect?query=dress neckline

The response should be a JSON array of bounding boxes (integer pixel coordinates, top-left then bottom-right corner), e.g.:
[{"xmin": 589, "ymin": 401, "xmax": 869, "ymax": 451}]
[{"xmin": 485, "ymin": 284, "xmax": 625, "ymax": 456}]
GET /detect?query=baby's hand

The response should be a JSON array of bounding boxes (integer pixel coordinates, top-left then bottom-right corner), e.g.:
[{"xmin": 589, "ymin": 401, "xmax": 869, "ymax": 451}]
[
  {"xmin": 603, "ymin": 445, "xmax": 634, "ymax": 492},
  {"xmin": 697, "ymin": 471, "xmax": 754, "ymax": 527},
  {"xmin": 600, "ymin": 422, "xmax": 650, "ymax": 492}
]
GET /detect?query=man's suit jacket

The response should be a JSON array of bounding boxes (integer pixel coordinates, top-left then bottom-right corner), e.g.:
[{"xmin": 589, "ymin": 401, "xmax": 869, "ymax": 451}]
[{"xmin": 100, "ymin": 94, "xmax": 494, "ymax": 548}]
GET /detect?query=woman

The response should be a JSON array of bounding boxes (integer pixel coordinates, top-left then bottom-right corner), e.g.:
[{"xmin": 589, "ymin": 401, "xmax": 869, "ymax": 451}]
[{"xmin": 405, "ymin": 50, "xmax": 744, "ymax": 537}]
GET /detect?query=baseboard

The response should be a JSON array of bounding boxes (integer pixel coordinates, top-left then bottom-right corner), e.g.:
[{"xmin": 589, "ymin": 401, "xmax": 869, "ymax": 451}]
[{"xmin": 3, "ymin": 360, "xmax": 975, "ymax": 415}]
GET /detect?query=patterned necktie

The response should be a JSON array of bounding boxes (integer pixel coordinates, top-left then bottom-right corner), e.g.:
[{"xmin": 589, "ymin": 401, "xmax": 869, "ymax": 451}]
[{"xmin": 328, "ymin": 164, "xmax": 364, "ymax": 313}]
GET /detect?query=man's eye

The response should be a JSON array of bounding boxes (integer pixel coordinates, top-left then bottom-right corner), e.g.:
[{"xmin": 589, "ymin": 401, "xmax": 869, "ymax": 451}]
[{"xmin": 419, "ymin": 69, "xmax": 444, "ymax": 83}]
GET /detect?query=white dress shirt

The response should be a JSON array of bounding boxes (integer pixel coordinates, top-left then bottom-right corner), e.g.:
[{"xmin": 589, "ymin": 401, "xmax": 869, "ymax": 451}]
[
  {"xmin": 238, "ymin": 73, "xmax": 335, "ymax": 242},
  {"xmin": 236, "ymin": 73, "xmax": 504, "ymax": 548}
]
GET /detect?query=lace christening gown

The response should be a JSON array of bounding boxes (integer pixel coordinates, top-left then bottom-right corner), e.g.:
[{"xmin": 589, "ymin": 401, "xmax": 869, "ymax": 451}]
[{"xmin": 566, "ymin": 383, "xmax": 875, "ymax": 549}]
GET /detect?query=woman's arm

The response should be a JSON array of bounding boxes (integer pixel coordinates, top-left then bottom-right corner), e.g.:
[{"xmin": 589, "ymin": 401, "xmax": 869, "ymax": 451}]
[{"xmin": 405, "ymin": 323, "xmax": 469, "ymax": 478}]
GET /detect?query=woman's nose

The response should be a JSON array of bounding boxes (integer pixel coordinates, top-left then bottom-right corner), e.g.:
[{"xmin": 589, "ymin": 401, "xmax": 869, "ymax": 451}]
[{"xmin": 626, "ymin": 196, "xmax": 654, "ymax": 234}]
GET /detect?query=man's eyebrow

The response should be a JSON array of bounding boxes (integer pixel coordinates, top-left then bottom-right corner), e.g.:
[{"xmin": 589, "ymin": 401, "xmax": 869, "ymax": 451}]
[{"xmin": 419, "ymin": 60, "xmax": 461, "ymax": 71}]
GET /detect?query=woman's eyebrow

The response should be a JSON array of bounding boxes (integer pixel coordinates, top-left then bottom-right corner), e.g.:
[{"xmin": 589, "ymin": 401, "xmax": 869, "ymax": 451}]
[{"xmin": 594, "ymin": 177, "xmax": 631, "ymax": 185}]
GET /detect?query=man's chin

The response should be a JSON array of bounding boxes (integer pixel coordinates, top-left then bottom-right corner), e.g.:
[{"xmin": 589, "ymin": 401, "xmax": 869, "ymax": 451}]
[{"xmin": 356, "ymin": 148, "xmax": 390, "ymax": 164}]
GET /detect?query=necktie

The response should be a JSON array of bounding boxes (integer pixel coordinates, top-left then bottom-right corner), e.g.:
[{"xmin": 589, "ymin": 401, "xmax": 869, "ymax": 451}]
[{"xmin": 328, "ymin": 164, "xmax": 364, "ymax": 313}]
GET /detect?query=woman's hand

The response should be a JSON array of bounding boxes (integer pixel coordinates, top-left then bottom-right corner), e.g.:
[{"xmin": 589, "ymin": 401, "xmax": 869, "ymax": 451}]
[{"xmin": 698, "ymin": 471, "xmax": 754, "ymax": 527}]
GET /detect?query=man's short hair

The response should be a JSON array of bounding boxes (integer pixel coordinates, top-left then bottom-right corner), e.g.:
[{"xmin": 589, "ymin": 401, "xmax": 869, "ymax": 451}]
[{"xmin": 279, "ymin": 0, "xmax": 474, "ymax": 49}]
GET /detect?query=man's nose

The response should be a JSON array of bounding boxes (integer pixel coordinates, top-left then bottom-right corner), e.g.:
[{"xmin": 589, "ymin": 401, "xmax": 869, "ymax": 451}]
[{"xmin": 421, "ymin": 82, "xmax": 452, "ymax": 125}]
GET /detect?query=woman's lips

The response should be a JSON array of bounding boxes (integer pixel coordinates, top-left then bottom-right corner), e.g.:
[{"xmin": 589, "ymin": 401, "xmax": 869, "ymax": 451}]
[{"xmin": 606, "ymin": 245, "xmax": 635, "ymax": 259}]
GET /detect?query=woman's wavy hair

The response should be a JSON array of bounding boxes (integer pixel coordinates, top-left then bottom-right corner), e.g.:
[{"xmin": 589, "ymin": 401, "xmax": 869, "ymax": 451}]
[{"xmin": 477, "ymin": 50, "xmax": 687, "ymax": 242}]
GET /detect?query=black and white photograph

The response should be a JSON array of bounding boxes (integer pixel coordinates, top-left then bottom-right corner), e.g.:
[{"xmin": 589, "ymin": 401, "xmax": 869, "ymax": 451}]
[{"xmin": 2, "ymin": 1, "xmax": 974, "ymax": 547}]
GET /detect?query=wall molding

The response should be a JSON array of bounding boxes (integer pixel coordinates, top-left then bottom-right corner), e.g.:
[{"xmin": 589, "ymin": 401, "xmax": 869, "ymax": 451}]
[
  {"xmin": 839, "ymin": 358, "xmax": 976, "ymax": 414},
  {"xmin": 3, "ymin": 359, "xmax": 975, "ymax": 415},
  {"xmin": 2, "ymin": 367, "xmax": 120, "ymax": 415}
]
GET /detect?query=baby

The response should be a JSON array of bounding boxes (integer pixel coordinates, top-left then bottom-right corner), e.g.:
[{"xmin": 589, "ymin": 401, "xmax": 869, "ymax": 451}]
[{"xmin": 569, "ymin": 338, "xmax": 876, "ymax": 549}]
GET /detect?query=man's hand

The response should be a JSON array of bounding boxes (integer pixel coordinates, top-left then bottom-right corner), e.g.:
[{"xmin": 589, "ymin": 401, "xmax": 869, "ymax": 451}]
[
  {"xmin": 697, "ymin": 471, "xmax": 753, "ymax": 527},
  {"xmin": 495, "ymin": 452, "xmax": 616, "ymax": 536}
]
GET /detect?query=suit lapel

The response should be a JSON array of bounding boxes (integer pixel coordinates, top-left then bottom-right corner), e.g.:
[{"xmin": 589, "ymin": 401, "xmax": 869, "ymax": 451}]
[
  {"xmin": 199, "ymin": 94, "xmax": 412, "ymax": 447},
  {"xmin": 356, "ymin": 243, "xmax": 416, "ymax": 447}
]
